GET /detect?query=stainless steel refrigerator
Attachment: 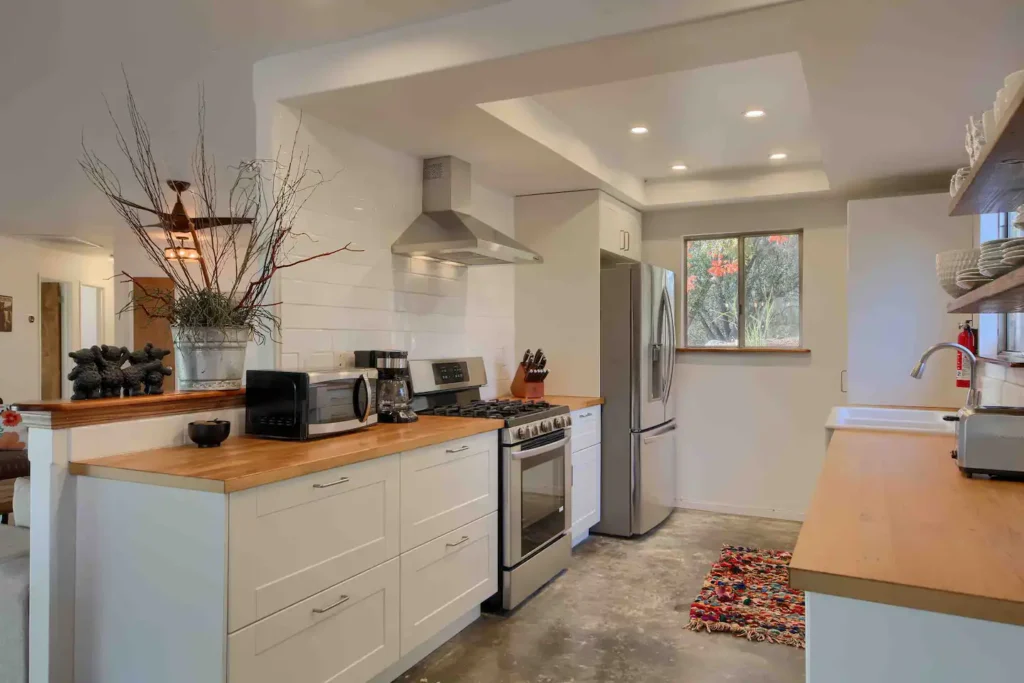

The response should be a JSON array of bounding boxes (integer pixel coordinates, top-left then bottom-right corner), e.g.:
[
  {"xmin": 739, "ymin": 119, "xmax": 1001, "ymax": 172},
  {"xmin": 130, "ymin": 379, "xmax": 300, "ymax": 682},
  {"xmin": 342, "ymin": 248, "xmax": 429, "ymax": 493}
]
[{"xmin": 594, "ymin": 262, "xmax": 677, "ymax": 537}]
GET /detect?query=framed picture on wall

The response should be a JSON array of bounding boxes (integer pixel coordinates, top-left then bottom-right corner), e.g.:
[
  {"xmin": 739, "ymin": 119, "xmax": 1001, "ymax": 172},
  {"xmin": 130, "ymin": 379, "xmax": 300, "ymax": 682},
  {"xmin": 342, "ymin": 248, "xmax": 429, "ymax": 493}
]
[{"xmin": 0, "ymin": 295, "xmax": 11, "ymax": 332}]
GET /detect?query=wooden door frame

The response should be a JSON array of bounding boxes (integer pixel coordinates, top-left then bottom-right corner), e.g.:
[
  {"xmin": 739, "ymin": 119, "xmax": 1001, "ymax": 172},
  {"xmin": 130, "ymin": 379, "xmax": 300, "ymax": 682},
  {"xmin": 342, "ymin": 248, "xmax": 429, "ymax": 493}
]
[{"xmin": 39, "ymin": 278, "xmax": 73, "ymax": 400}]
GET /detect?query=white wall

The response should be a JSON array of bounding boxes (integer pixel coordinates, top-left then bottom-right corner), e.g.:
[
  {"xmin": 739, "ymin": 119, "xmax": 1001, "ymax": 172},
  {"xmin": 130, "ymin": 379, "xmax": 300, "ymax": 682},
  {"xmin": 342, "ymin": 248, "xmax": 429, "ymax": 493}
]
[
  {"xmin": 846, "ymin": 194, "xmax": 974, "ymax": 407},
  {"xmin": 514, "ymin": 191, "xmax": 602, "ymax": 397},
  {"xmin": 643, "ymin": 196, "xmax": 848, "ymax": 520},
  {"xmin": 0, "ymin": 237, "xmax": 115, "ymax": 403},
  {"xmin": 272, "ymin": 107, "xmax": 517, "ymax": 398}
]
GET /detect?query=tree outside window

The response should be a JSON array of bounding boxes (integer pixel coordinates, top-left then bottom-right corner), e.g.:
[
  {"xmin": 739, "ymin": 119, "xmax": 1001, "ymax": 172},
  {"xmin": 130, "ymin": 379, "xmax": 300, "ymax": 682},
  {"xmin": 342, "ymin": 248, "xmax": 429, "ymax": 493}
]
[{"xmin": 684, "ymin": 231, "xmax": 802, "ymax": 348}]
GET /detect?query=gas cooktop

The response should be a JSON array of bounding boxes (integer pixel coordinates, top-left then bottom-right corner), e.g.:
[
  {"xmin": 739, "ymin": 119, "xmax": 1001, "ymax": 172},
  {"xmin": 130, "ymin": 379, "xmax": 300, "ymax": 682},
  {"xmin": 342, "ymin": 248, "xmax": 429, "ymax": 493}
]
[{"xmin": 418, "ymin": 399, "xmax": 569, "ymax": 429}]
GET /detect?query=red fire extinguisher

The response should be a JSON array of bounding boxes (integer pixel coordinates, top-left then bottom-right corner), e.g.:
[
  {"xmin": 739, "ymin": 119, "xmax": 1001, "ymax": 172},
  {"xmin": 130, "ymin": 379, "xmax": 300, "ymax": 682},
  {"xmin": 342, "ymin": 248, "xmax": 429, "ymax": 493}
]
[{"xmin": 957, "ymin": 320, "xmax": 977, "ymax": 389}]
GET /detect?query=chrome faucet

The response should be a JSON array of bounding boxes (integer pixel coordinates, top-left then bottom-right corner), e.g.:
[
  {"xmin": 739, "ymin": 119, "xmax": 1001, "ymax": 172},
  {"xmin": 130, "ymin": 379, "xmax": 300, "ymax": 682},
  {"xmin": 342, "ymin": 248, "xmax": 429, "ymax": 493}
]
[{"xmin": 910, "ymin": 342, "xmax": 979, "ymax": 408}]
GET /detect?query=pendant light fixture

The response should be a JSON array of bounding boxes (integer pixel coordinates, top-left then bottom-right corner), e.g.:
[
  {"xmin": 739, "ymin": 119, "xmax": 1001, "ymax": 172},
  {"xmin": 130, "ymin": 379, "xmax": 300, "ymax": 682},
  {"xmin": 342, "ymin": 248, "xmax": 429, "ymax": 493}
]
[{"xmin": 164, "ymin": 237, "xmax": 201, "ymax": 262}]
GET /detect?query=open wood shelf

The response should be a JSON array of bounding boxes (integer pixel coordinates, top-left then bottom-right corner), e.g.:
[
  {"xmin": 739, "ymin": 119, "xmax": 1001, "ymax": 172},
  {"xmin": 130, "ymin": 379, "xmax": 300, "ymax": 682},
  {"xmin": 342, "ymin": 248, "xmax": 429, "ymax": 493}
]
[
  {"xmin": 946, "ymin": 266, "xmax": 1024, "ymax": 313},
  {"xmin": 949, "ymin": 83, "xmax": 1024, "ymax": 216}
]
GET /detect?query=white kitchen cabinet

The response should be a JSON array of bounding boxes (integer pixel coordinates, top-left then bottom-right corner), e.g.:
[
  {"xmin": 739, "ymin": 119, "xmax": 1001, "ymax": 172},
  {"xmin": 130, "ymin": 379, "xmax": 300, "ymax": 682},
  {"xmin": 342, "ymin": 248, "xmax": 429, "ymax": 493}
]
[
  {"xmin": 228, "ymin": 558, "xmax": 400, "ymax": 683},
  {"xmin": 571, "ymin": 443, "xmax": 601, "ymax": 545},
  {"xmin": 74, "ymin": 430, "xmax": 500, "ymax": 683},
  {"xmin": 399, "ymin": 432, "xmax": 497, "ymax": 552},
  {"xmin": 228, "ymin": 454, "xmax": 400, "ymax": 632},
  {"xmin": 599, "ymin": 192, "xmax": 642, "ymax": 262},
  {"xmin": 570, "ymin": 406, "xmax": 602, "ymax": 547},
  {"xmin": 399, "ymin": 512, "xmax": 498, "ymax": 656}
]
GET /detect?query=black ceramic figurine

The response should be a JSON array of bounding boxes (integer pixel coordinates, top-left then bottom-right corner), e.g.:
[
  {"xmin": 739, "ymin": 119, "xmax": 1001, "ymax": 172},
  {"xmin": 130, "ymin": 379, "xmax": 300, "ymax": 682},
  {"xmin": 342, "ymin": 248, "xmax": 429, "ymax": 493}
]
[
  {"xmin": 98, "ymin": 345, "xmax": 129, "ymax": 398},
  {"xmin": 68, "ymin": 347, "xmax": 102, "ymax": 400},
  {"xmin": 122, "ymin": 348, "xmax": 150, "ymax": 397},
  {"xmin": 143, "ymin": 344, "xmax": 173, "ymax": 395}
]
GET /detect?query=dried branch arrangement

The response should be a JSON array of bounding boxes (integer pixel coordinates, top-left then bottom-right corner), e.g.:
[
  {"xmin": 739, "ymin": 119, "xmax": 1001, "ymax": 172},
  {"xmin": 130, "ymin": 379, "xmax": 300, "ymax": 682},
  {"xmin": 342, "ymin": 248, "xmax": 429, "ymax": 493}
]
[{"xmin": 80, "ymin": 78, "xmax": 361, "ymax": 343}]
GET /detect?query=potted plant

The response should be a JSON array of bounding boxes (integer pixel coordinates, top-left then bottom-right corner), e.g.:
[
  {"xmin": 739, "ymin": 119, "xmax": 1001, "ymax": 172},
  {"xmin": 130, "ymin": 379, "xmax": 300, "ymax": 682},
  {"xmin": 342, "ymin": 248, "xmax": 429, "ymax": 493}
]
[{"xmin": 80, "ymin": 82, "xmax": 360, "ymax": 390}]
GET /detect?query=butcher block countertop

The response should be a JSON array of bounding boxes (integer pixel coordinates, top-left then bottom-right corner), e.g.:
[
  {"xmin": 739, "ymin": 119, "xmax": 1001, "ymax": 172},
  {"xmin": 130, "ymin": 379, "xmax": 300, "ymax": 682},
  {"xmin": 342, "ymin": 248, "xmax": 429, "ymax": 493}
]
[
  {"xmin": 69, "ymin": 416, "xmax": 503, "ymax": 494},
  {"xmin": 789, "ymin": 429, "xmax": 1024, "ymax": 626}
]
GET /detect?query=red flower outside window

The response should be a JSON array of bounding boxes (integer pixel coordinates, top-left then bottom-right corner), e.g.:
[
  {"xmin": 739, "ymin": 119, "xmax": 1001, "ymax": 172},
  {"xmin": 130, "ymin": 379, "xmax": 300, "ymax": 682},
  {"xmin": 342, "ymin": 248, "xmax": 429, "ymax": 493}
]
[
  {"xmin": 767, "ymin": 234, "xmax": 791, "ymax": 244},
  {"xmin": 686, "ymin": 275, "xmax": 697, "ymax": 292}
]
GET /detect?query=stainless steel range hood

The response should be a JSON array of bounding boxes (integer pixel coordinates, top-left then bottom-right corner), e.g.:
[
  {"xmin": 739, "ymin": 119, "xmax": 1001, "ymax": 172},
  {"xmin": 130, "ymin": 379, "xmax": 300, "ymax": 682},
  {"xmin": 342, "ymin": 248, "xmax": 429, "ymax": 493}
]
[{"xmin": 392, "ymin": 156, "xmax": 542, "ymax": 266}]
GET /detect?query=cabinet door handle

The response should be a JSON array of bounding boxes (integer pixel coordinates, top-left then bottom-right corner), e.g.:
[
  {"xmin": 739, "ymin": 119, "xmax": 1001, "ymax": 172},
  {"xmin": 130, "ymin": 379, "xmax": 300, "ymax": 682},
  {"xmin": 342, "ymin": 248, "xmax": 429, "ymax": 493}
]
[
  {"xmin": 313, "ymin": 476, "xmax": 350, "ymax": 489},
  {"xmin": 625, "ymin": 231, "xmax": 630, "ymax": 252},
  {"xmin": 312, "ymin": 595, "xmax": 350, "ymax": 614},
  {"xmin": 445, "ymin": 445, "xmax": 469, "ymax": 454},
  {"xmin": 446, "ymin": 535, "xmax": 470, "ymax": 548}
]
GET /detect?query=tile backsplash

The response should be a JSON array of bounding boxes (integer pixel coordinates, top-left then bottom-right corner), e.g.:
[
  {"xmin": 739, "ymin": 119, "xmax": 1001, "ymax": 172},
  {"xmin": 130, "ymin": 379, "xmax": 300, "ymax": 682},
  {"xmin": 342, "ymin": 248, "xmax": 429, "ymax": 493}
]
[
  {"xmin": 272, "ymin": 107, "xmax": 516, "ymax": 398},
  {"xmin": 977, "ymin": 360, "xmax": 1024, "ymax": 407}
]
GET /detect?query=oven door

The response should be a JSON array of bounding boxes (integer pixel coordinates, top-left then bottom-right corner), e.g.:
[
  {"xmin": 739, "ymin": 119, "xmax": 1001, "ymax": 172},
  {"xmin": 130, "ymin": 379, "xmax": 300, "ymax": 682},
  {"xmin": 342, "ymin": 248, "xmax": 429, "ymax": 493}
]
[
  {"xmin": 306, "ymin": 373, "xmax": 377, "ymax": 436},
  {"xmin": 504, "ymin": 430, "xmax": 571, "ymax": 567}
]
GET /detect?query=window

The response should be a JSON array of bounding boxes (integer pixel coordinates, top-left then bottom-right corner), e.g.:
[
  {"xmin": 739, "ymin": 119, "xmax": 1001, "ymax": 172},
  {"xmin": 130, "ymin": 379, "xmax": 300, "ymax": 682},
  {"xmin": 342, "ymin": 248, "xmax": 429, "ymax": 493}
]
[
  {"xmin": 683, "ymin": 231, "xmax": 802, "ymax": 348},
  {"xmin": 991, "ymin": 211, "xmax": 1024, "ymax": 354}
]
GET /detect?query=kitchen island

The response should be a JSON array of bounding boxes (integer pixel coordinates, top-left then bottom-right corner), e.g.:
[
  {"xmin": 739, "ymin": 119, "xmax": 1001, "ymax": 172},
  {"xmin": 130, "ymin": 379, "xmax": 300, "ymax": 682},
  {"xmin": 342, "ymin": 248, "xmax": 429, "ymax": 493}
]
[
  {"xmin": 790, "ymin": 428, "xmax": 1024, "ymax": 682},
  {"xmin": 16, "ymin": 390, "xmax": 505, "ymax": 683}
]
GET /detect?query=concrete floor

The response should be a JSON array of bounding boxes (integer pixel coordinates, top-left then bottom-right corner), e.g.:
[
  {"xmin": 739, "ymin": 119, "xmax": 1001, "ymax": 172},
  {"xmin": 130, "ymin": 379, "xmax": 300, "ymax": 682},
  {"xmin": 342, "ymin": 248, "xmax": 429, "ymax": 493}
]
[{"xmin": 400, "ymin": 509, "xmax": 804, "ymax": 683}]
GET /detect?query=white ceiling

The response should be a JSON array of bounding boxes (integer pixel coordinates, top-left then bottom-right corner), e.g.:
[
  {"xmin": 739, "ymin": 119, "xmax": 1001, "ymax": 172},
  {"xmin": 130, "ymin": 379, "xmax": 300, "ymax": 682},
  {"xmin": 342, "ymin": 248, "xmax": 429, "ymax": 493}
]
[
  {"xmin": 530, "ymin": 53, "xmax": 820, "ymax": 180},
  {"xmin": 289, "ymin": 0, "xmax": 1024, "ymax": 209}
]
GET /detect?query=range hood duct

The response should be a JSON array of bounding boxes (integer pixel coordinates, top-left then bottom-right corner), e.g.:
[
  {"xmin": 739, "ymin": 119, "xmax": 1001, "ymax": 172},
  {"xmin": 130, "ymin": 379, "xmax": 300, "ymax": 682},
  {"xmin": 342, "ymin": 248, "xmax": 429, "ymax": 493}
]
[{"xmin": 391, "ymin": 156, "xmax": 542, "ymax": 266}]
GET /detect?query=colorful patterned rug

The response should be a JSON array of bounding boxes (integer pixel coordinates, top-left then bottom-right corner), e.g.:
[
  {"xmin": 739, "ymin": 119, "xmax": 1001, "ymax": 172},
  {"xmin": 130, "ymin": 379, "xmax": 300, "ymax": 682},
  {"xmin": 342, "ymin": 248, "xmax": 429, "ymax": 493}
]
[{"xmin": 686, "ymin": 545, "xmax": 805, "ymax": 648}]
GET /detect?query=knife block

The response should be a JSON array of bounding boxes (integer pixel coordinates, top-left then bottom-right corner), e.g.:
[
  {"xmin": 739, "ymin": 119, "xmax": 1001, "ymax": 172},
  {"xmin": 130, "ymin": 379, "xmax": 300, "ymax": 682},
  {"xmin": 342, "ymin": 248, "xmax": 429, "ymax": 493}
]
[{"xmin": 510, "ymin": 363, "xmax": 545, "ymax": 399}]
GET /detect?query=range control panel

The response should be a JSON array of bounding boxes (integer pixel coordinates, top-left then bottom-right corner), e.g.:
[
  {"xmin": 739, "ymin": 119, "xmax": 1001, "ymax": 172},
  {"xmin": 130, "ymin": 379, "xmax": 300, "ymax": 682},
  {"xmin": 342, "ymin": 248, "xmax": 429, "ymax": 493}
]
[{"xmin": 433, "ymin": 361, "xmax": 469, "ymax": 385}]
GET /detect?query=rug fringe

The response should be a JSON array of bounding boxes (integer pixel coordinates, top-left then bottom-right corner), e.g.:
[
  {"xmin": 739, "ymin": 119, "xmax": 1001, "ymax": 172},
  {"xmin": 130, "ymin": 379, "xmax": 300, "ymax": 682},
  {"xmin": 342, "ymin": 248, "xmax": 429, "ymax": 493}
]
[{"xmin": 686, "ymin": 619, "xmax": 805, "ymax": 649}]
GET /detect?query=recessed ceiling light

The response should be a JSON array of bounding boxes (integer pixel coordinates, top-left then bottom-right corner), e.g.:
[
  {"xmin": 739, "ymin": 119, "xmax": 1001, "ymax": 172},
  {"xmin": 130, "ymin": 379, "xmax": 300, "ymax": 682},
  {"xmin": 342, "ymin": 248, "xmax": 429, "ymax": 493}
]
[
  {"xmin": 671, "ymin": 163, "xmax": 687, "ymax": 171},
  {"xmin": 769, "ymin": 152, "xmax": 788, "ymax": 161},
  {"xmin": 744, "ymin": 109, "xmax": 766, "ymax": 118},
  {"xmin": 630, "ymin": 126, "xmax": 649, "ymax": 135}
]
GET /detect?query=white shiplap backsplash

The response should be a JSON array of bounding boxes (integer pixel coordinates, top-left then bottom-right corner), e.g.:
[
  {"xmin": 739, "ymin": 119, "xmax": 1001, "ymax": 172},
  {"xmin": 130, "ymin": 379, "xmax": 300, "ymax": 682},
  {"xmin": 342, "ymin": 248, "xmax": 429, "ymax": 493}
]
[{"xmin": 272, "ymin": 107, "xmax": 516, "ymax": 398}]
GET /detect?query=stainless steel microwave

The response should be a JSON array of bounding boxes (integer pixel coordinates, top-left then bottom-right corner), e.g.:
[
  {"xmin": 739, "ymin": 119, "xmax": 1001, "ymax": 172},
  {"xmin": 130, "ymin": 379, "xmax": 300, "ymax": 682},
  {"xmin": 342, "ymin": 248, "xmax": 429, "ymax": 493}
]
[{"xmin": 245, "ymin": 369, "xmax": 377, "ymax": 440}]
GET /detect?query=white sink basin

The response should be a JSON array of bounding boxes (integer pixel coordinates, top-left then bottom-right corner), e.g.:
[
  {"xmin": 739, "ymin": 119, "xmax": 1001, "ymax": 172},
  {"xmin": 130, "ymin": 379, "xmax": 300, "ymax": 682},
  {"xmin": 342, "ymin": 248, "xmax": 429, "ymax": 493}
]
[{"xmin": 826, "ymin": 406, "xmax": 957, "ymax": 434}]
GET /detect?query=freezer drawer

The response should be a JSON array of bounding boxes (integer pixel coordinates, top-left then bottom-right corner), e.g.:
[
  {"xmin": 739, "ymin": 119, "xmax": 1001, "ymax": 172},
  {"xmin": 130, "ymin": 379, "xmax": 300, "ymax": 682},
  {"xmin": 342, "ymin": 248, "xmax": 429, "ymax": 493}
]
[{"xmin": 632, "ymin": 421, "xmax": 676, "ymax": 535}]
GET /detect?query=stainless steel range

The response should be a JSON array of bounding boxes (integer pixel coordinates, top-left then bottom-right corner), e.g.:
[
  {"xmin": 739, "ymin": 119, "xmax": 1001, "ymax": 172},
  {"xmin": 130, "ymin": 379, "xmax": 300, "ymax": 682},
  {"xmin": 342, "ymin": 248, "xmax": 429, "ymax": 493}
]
[{"xmin": 409, "ymin": 357, "xmax": 572, "ymax": 610}]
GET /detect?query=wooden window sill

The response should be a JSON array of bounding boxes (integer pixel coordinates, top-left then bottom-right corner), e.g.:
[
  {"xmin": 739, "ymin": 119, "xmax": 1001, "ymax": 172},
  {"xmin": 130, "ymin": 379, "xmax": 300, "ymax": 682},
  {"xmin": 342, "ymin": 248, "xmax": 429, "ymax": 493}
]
[
  {"xmin": 978, "ymin": 356, "xmax": 1024, "ymax": 368},
  {"xmin": 675, "ymin": 347, "xmax": 811, "ymax": 354}
]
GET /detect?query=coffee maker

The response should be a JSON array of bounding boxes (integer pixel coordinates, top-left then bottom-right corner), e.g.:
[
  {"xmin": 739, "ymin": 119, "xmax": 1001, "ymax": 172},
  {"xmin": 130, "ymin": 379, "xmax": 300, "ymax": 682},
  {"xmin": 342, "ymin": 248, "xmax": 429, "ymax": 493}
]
[{"xmin": 355, "ymin": 350, "xmax": 417, "ymax": 423}]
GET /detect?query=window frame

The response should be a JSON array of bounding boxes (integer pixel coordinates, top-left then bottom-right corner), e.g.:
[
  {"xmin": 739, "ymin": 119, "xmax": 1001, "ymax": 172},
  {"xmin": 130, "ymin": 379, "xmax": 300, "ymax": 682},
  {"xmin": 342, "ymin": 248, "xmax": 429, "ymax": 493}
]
[
  {"xmin": 994, "ymin": 211, "xmax": 1023, "ymax": 355},
  {"xmin": 681, "ymin": 229, "xmax": 804, "ymax": 349}
]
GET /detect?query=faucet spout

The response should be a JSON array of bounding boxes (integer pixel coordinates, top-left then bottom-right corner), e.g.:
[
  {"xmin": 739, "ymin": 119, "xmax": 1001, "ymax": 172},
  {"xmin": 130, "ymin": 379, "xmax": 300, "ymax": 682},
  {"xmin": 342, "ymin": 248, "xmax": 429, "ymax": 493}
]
[{"xmin": 910, "ymin": 342, "xmax": 979, "ymax": 408}]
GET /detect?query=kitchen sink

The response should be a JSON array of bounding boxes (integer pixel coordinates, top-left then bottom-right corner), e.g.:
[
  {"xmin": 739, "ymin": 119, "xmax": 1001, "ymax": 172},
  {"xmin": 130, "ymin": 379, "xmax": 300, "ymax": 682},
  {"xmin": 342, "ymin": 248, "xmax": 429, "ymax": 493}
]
[{"xmin": 826, "ymin": 406, "xmax": 957, "ymax": 435}]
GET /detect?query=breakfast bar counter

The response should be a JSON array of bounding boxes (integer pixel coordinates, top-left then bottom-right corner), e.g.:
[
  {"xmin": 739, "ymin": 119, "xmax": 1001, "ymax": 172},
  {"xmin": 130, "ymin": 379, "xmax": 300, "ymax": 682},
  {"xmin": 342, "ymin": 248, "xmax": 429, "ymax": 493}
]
[{"xmin": 69, "ymin": 415, "xmax": 504, "ymax": 493}]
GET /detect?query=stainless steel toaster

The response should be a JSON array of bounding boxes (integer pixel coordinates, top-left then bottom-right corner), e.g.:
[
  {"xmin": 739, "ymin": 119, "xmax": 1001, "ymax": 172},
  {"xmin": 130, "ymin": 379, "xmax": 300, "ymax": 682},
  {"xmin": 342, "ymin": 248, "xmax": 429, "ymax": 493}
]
[{"xmin": 949, "ymin": 406, "xmax": 1024, "ymax": 477}]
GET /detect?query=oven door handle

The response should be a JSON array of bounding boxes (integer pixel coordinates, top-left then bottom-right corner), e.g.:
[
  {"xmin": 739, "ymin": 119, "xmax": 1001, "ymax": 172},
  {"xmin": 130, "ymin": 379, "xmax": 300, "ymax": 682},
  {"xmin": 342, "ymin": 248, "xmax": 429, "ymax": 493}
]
[
  {"xmin": 511, "ymin": 436, "xmax": 569, "ymax": 460},
  {"xmin": 357, "ymin": 372, "xmax": 372, "ymax": 423}
]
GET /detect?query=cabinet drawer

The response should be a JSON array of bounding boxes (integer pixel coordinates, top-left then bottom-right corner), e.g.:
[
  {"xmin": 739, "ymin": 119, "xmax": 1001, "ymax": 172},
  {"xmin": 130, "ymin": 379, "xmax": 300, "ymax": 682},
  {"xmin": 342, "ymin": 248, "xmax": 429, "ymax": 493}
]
[
  {"xmin": 228, "ymin": 454, "xmax": 400, "ymax": 632},
  {"xmin": 571, "ymin": 406, "xmax": 601, "ymax": 453},
  {"xmin": 400, "ymin": 512, "xmax": 498, "ymax": 656},
  {"xmin": 400, "ymin": 432, "xmax": 497, "ymax": 552},
  {"xmin": 228, "ymin": 558, "xmax": 400, "ymax": 683}
]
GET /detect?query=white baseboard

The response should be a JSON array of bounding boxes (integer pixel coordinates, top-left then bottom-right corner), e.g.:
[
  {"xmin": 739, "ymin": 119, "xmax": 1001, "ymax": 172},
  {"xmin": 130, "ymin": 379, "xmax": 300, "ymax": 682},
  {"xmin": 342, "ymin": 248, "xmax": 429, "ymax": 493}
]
[{"xmin": 676, "ymin": 499, "xmax": 805, "ymax": 522}]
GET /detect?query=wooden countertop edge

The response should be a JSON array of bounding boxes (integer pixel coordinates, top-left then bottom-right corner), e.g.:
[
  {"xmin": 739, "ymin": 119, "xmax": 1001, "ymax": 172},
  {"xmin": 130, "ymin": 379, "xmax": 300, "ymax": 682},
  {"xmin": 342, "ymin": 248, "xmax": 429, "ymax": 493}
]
[
  {"xmin": 788, "ymin": 566, "xmax": 1024, "ymax": 627},
  {"xmin": 69, "ymin": 420, "xmax": 504, "ymax": 493},
  {"xmin": 675, "ymin": 347, "xmax": 810, "ymax": 354},
  {"xmin": 15, "ymin": 390, "xmax": 246, "ymax": 429}
]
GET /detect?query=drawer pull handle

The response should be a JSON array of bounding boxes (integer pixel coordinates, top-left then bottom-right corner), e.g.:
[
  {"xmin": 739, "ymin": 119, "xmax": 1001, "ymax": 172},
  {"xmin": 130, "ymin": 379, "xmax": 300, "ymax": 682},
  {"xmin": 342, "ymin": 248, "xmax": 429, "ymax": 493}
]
[
  {"xmin": 446, "ymin": 535, "xmax": 470, "ymax": 548},
  {"xmin": 312, "ymin": 595, "xmax": 350, "ymax": 614},
  {"xmin": 313, "ymin": 477, "xmax": 350, "ymax": 489},
  {"xmin": 445, "ymin": 445, "xmax": 469, "ymax": 454},
  {"xmin": 579, "ymin": 412, "xmax": 592, "ymax": 418}
]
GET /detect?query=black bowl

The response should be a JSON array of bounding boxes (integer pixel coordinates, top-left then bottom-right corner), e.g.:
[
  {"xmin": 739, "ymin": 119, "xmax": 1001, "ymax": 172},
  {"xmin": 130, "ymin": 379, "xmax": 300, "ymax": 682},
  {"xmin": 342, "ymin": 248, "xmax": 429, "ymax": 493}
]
[{"xmin": 188, "ymin": 419, "xmax": 231, "ymax": 448}]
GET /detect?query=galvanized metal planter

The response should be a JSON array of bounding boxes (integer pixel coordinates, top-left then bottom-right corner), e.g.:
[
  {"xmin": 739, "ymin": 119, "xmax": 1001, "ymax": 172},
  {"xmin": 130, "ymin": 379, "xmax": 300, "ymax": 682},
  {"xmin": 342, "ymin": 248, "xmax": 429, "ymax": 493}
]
[{"xmin": 171, "ymin": 326, "xmax": 249, "ymax": 391}]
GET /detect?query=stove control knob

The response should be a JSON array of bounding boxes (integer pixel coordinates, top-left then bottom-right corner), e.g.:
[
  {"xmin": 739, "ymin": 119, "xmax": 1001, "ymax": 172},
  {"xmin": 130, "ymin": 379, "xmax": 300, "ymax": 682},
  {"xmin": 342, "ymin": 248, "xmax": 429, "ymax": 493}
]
[
  {"xmin": 540, "ymin": 420, "xmax": 551, "ymax": 433},
  {"xmin": 553, "ymin": 416, "xmax": 564, "ymax": 429},
  {"xmin": 564, "ymin": 414, "xmax": 571, "ymax": 426},
  {"xmin": 516, "ymin": 427, "xmax": 527, "ymax": 439},
  {"xmin": 530, "ymin": 424, "xmax": 540, "ymax": 437}
]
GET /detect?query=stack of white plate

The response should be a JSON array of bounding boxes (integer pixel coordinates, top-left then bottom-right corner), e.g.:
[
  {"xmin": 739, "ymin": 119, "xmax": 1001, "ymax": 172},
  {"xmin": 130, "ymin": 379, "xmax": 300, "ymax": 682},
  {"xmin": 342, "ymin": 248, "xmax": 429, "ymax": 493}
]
[
  {"xmin": 979, "ymin": 239, "xmax": 1017, "ymax": 278},
  {"xmin": 937, "ymin": 249, "xmax": 978, "ymax": 297},
  {"xmin": 1002, "ymin": 237, "xmax": 1024, "ymax": 267}
]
